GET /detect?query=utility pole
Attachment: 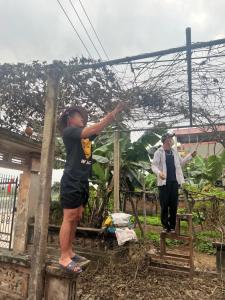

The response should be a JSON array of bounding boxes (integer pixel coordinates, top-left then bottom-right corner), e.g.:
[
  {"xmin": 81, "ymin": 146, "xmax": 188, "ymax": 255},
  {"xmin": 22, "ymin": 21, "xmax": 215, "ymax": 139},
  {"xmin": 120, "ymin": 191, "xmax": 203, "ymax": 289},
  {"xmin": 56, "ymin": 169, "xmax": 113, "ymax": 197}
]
[{"xmin": 28, "ymin": 66, "xmax": 59, "ymax": 300}]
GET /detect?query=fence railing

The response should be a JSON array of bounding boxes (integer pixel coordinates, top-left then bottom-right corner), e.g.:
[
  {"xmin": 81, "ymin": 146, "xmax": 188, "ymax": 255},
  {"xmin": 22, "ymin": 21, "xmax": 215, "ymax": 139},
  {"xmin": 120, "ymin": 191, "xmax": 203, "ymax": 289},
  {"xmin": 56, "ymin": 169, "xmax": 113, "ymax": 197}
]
[{"xmin": 0, "ymin": 174, "xmax": 18, "ymax": 249}]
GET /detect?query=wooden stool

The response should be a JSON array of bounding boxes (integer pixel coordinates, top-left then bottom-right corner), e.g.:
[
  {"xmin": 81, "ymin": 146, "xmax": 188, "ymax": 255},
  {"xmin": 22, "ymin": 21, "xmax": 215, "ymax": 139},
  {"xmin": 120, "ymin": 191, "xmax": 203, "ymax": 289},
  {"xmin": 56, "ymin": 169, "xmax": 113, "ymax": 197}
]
[
  {"xmin": 175, "ymin": 213, "xmax": 193, "ymax": 236},
  {"xmin": 159, "ymin": 214, "xmax": 194, "ymax": 277}
]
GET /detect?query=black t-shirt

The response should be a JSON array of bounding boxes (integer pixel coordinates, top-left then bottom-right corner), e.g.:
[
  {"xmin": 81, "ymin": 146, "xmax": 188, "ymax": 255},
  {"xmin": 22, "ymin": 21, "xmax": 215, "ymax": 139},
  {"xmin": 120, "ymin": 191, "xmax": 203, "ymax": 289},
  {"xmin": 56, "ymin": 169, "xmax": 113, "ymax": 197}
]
[
  {"xmin": 61, "ymin": 126, "xmax": 95, "ymax": 182},
  {"xmin": 165, "ymin": 150, "xmax": 177, "ymax": 182}
]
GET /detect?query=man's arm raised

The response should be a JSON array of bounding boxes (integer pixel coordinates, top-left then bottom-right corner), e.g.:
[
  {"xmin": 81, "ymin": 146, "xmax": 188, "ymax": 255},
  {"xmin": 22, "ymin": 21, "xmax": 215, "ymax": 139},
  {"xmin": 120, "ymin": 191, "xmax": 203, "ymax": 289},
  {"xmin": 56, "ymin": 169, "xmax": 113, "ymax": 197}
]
[{"xmin": 80, "ymin": 103, "xmax": 125, "ymax": 139}]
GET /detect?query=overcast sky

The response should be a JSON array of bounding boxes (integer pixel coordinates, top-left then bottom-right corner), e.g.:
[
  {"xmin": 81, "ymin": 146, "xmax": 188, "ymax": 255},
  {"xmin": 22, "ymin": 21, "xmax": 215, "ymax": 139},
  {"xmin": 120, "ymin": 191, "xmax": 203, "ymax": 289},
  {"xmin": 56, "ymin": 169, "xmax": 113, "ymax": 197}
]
[
  {"xmin": 1, "ymin": 0, "xmax": 225, "ymax": 64},
  {"xmin": 1, "ymin": 0, "xmax": 225, "ymax": 180}
]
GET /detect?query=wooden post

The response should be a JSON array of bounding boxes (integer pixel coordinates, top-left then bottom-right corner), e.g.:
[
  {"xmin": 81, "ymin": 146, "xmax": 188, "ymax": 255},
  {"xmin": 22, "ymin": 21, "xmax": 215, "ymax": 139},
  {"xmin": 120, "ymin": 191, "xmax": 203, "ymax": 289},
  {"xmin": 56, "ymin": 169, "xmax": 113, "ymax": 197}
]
[
  {"xmin": 28, "ymin": 67, "xmax": 59, "ymax": 300},
  {"xmin": 142, "ymin": 171, "xmax": 146, "ymax": 235},
  {"xmin": 113, "ymin": 130, "xmax": 120, "ymax": 212}
]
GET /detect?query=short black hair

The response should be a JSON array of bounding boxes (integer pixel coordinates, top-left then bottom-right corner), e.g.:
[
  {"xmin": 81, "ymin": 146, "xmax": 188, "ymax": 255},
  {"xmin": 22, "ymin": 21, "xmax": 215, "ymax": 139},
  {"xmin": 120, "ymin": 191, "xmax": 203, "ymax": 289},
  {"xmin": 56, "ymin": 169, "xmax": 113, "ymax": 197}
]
[
  {"xmin": 58, "ymin": 106, "xmax": 88, "ymax": 134},
  {"xmin": 161, "ymin": 133, "xmax": 175, "ymax": 143}
]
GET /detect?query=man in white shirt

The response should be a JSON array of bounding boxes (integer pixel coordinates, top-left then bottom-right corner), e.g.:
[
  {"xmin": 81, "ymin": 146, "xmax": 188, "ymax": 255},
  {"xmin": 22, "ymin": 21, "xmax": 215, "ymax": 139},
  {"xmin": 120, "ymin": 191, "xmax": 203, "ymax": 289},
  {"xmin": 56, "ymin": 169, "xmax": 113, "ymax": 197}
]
[{"xmin": 152, "ymin": 133, "xmax": 196, "ymax": 233}]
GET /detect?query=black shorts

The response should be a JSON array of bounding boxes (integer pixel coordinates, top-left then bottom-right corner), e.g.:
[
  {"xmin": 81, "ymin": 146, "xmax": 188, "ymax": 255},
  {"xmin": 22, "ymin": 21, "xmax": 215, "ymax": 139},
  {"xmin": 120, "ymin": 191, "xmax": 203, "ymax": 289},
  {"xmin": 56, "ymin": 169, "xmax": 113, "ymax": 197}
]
[{"xmin": 60, "ymin": 179, "xmax": 89, "ymax": 209}]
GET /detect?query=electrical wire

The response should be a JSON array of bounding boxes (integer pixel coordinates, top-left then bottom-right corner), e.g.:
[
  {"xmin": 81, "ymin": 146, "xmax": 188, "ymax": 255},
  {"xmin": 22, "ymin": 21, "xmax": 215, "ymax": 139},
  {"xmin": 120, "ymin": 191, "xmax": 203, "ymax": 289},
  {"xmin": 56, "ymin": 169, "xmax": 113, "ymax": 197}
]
[
  {"xmin": 56, "ymin": 0, "xmax": 93, "ymax": 58},
  {"xmin": 69, "ymin": 0, "xmax": 103, "ymax": 60},
  {"xmin": 78, "ymin": 0, "xmax": 110, "ymax": 60}
]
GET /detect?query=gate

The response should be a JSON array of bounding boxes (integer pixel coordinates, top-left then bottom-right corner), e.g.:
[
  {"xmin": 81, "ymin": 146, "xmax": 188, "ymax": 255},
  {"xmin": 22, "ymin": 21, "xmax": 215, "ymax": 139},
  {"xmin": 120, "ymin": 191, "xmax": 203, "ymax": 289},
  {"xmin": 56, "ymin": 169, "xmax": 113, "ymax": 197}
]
[{"xmin": 0, "ymin": 174, "xmax": 18, "ymax": 249}]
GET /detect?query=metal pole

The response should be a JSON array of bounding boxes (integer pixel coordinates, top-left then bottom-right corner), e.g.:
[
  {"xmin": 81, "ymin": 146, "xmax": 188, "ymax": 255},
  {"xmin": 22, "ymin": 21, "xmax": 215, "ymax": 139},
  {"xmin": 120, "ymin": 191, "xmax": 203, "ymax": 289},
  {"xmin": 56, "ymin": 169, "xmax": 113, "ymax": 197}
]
[
  {"xmin": 80, "ymin": 36, "xmax": 225, "ymax": 69},
  {"xmin": 28, "ymin": 67, "xmax": 59, "ymax": 300},
  {"xmin": 113, "ymin": 130, "xmax": 120, "ymax": 212},
  {"xmin": 174, "ymin": 135, "xmax": 178, "ymax": 152},
  {"xmin": 9, "ymin": 176, "xmax": 18, "ymax": 249},
  {"xmin": 186, "ymin": 27, "xmax": 193, "ymax": 127}
]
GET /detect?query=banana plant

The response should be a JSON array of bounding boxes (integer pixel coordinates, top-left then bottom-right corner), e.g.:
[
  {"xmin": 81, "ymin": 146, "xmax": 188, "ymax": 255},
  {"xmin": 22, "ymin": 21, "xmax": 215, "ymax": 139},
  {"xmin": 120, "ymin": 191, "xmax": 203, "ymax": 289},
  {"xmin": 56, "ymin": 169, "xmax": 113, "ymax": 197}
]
[{"xmin": 184, "ymin": 150, "xmax": 225, "ymax": 185}]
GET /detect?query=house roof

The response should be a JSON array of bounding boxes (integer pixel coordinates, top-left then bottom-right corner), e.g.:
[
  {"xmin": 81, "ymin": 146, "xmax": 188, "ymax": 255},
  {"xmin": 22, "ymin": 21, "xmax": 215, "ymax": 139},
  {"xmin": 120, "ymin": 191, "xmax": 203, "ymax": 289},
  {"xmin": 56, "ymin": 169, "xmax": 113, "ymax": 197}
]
[
  {"xmin": 173, "ymin": 125, "xmax": 225, "ymax": 136},
  {"xmin": 172, "ymin": 125, "xmax": 225, "ymax": 144}
]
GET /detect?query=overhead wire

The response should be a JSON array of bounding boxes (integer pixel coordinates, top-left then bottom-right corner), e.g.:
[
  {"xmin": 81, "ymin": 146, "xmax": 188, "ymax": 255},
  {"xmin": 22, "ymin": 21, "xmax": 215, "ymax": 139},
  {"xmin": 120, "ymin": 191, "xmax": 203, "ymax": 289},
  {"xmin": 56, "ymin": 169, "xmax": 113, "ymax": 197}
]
[
  {"xmin": 56, "ymin": 0, "xmax": 93, "ymax": 59},
  {"xmin": 77, "ymin": 0, "xmax": 130, "ymax": 90},
  {"xmin": 78, "ymin": 0, "xmax": 110, "ymax": 60},
  {"xmin": 69, "ymin": 0, "xmax": 103, "ymax": 60}
]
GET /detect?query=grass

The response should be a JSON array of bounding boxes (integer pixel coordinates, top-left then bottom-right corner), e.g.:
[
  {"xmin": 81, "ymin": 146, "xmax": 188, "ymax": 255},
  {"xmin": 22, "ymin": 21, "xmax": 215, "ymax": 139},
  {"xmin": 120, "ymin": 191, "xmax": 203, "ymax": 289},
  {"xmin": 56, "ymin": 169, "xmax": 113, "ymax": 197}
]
[
  {"xmin": 135, "ymin": 229, "xmax": 183, "ymax": 247},
  {"xmin": 194, "ymin": 230, "xmax": 221, "ymax": 254},
  {"xmin": 138, "ymin": 215, "xmax": 188, "ymax": 229},
  {"xmin": 195, "ymin": 230, "xmax": 221, "ymax": 239},
  {"xmin": 135, "ymin": 224, "xmax": 221, "ymax": 255},
  {"xmin": 138, "ymin": 215, "xmax": 161, "ymax": 226}
]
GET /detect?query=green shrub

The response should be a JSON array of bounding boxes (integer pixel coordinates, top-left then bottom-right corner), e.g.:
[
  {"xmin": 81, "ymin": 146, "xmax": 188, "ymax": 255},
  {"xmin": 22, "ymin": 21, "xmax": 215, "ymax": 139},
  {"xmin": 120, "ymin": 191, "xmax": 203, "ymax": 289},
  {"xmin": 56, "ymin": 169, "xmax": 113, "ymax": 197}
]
[
  {"xmin": 195, "ymin": 241, "xmax": 215, "ymax": 254},
  {"xmin": 194, "ymin": 230, "xmax": 221, "ymax": 254},
  {"xmin": 138, "ymin": 215, "xmax": 161, "ymax": 226},
  {"xmin": 49, "ymin": 200, "xmax": 63, "ymax": 225}
]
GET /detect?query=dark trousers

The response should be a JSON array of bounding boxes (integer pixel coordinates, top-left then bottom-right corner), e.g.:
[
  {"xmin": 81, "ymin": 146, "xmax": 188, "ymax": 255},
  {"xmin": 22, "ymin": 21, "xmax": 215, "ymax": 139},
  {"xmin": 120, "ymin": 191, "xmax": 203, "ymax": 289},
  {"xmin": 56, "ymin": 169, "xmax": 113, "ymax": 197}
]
[{"xmin": 158, "ymin": 181, "xmax": 179, "ymax": 230}]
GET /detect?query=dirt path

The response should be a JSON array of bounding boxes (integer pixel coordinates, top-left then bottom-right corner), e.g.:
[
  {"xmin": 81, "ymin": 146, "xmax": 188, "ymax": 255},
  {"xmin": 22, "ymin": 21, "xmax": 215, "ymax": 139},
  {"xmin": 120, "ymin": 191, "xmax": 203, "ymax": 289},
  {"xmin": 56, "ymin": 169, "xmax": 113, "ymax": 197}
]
[
  {"xmin": 77, "ymin": 225, "xmax": 221, "ymax": 299},
  {"xmin": 77, "ymin": 259, "xmax": 224, "ymax": 300}
]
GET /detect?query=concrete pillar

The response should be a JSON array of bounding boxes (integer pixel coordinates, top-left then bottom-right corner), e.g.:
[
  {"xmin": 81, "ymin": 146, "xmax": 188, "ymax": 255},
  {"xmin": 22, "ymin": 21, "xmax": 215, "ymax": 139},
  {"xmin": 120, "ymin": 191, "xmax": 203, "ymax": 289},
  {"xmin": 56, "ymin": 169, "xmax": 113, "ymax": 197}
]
[{"xmin": 13, "ymin": 156, "xmax": 40, "ymax": 254}]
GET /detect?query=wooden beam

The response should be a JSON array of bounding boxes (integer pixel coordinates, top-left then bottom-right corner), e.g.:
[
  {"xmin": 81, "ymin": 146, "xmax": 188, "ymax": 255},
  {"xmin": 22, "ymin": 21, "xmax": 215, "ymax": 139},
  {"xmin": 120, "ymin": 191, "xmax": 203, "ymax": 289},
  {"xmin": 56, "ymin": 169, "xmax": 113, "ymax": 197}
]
[{"xmin": 28, "ymin": 68, "xmax": 59, "ymax": 300}]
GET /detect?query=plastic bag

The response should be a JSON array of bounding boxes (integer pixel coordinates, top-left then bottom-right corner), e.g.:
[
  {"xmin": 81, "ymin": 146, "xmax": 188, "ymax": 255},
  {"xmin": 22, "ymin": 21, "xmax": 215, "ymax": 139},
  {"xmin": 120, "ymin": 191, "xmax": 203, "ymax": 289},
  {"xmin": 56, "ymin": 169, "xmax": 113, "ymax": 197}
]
[
  {"xmin": 115, "ymin": 228, "xmax": 137, "ymax": 246},
  {"xmin": 111, "ymin": 212, "xmax": 132, "ymax": 227}
]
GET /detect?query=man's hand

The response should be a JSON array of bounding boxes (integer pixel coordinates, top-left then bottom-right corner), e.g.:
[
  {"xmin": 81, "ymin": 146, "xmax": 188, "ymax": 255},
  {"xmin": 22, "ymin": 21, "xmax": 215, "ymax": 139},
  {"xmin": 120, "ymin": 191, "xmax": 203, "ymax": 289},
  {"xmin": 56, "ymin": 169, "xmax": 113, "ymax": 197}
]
[
  {"xmin": 191, "ymin": 151, "xmax": 197, "ymax": 157},
  {"xmin": 112, "ymin": 102, "xmax": 126, "ymax": 117},
  {"xmin": 159, "ymin": 171, "xmax": 166, "ymax": 180}
]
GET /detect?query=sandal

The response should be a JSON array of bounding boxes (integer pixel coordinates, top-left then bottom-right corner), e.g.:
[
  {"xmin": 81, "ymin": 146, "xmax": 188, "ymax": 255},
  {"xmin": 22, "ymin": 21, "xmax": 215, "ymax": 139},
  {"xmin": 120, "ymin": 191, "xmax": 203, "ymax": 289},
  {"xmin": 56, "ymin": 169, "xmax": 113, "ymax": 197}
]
[
  {"xmin": 60, "ymin": 260, "xmax": 82, "ymax": 273},
  {"xmin": 71, "ymin": 254, "xmax": 87, "ymax": 263}
]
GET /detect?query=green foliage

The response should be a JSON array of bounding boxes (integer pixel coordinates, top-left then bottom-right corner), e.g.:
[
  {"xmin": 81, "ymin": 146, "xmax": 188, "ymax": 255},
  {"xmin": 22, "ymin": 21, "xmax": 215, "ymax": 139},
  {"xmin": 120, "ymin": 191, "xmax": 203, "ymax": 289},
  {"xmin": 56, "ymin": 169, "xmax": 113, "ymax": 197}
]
[
  {"xmin": 92, "ymin": 162, "xmax": 109, "ymax": 183},
  {"xmin": 194, "ymin": 231, "xmax": 221, "ymax": 254},
  {"xmin": 92, "ymin": 154, "xmax": 109, "ymax": 164},
  {"xmin": 49, "ymin": 200, "xmax": 63, "ymax": 225},
  {"xmin": 0, "ymin": 59, "xmax": 121, "ymax": 134},
  {"xmin": 145, "ymin": 173, "xmax": 157, "ymax": 193},
  {"xmin": 185, "ymin": 151, "xmax": 225, "ymax": 185},
  {"xmin": 135, "ymin": 229, "xmax": 183, "ymax": 246},
  {"xmin": 183, "ymin": 182, "xmax": 225, "ymax": 201},
  {"xmin": 135, "ymin": 224, "xmax": 221, "ymax": 254},
  {"xmin": 135, "ymin": 229, "xmax": 160, "ymax": 245},
  {"xmin": 92, "ymin": 130, "xmax": 153, "ymax": 193},
  {"xmin": 138, "ymin": 215, "xmax": 161, "ymax": 226},
  {"xmin": 177, "ymin": 208, "xmax": 205, "ymax": 225},
  {"xmin": 196, "ymin": 230, "xmax": 221, "ymax": 239},
  {"xmin": 195, "ymin": 241, "xmax": 214, "ymax": 254}
]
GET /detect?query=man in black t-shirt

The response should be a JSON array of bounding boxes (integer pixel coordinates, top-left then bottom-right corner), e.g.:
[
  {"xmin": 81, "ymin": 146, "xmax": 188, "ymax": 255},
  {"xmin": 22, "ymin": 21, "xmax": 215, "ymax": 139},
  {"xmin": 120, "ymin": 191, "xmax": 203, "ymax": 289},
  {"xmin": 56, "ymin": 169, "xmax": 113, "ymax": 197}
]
[{"xmin": 58, "ymin": 104, "xmax": 125, "ymax": 273}]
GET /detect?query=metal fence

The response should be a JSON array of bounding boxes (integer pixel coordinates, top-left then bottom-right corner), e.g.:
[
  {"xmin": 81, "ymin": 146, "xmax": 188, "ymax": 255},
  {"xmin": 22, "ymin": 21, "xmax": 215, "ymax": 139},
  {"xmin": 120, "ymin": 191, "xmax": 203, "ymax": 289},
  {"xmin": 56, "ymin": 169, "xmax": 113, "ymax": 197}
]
[{"xmin": 0, "ymin": 174, "xmax": 18, "ymax": 249}]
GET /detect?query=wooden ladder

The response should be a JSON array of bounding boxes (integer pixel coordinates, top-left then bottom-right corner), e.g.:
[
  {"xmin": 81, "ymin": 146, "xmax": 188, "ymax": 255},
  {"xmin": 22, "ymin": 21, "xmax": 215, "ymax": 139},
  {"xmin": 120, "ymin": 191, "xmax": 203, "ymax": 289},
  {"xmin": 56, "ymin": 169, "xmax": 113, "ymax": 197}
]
[{"xmin": 159, "ymin": 213, "xmax": 194, "ymax": 277}]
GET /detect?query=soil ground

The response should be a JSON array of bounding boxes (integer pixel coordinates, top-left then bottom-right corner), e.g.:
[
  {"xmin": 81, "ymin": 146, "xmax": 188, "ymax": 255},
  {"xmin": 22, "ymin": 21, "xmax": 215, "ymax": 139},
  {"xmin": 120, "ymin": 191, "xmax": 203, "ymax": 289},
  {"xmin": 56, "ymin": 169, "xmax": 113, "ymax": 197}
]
[{"xmin": 77, "ymin": 242, "xmax": 224, "ymax": 300}]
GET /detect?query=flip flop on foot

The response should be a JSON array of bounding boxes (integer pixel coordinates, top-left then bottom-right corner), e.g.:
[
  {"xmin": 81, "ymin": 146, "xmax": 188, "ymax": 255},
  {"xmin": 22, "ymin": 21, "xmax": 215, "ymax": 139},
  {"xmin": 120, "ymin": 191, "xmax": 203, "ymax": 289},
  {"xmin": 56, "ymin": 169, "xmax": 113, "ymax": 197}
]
[
  {"xmin": 60, "ymin": 260, "xmax": 82, "ymax": 273},
  {"xmin": 71, "ymin": 254, "xmax": 87, "ymax": 263}
]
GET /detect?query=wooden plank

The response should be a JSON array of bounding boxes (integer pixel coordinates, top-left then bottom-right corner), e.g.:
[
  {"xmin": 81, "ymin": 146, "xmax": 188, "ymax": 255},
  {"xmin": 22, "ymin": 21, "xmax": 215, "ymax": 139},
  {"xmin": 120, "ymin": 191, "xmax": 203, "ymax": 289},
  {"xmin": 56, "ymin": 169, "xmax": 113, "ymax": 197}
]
[
  {"xmin": 150, "ymin": 254, "xmax": 190, "ymax": 263},
  {"xmin": 164, "ymin": 252, "xmax": 191, "ymax": 259},
  {"xmin": 159, "ymin": 255, "xmax": 190, "ymax": 263},
  {"xmin": 149, "ymin": 253, "xmax": 191, "ymax": 262},
  {"xmin": 160, "ymin": 233, "xmax": 193, "ymax": 241},
  {"xmin": 150, "ymin": 260, "xmax": 192, "ymax": 272},
  {"xmin": 150, "ymin": 265, "xmax": 191, "ymax": 276}
]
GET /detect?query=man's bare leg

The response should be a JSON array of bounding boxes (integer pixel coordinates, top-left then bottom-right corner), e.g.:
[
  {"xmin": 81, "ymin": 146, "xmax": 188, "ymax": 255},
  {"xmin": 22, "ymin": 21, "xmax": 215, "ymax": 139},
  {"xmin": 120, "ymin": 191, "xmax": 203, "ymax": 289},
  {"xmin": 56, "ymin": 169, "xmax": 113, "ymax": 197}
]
[
  {"xmin": 68, "ymin": 221, "xmax": 77, "ymax": 257},
  {"xmin": 68, "ymin": 206, "xmax": 84, "ymax": 257},
  {"xmin": 59, "ymin": 208, "xmax": 80, "ymax": 269}
]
